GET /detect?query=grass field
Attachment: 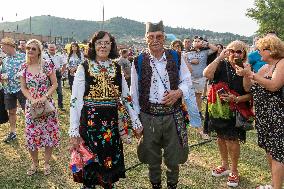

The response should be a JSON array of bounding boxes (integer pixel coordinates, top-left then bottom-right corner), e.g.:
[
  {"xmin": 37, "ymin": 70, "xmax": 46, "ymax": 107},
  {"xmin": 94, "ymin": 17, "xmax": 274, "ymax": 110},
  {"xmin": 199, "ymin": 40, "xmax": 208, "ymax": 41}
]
[{"xmin": 0, "ymin": 87, "xmax": 273, "ymax": 189}]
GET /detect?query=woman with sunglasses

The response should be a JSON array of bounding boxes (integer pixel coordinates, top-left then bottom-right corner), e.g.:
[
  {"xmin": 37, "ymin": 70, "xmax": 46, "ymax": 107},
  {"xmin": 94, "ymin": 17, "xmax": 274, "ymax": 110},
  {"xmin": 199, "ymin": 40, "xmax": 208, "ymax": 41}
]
[
  {"xmin": 19, "ymin": 39, "xmax": 59, "ymax": 176},
  {"xmin": 236, "ymin": 35, "xmax": 284, "ymax": 189},
  {"xmin": 203, "ymin": 40, "xmax": 253, "ymax": 187},
  {"xmin": 69, "ymin": 31, "xmax": 142, "ymax": 189}
]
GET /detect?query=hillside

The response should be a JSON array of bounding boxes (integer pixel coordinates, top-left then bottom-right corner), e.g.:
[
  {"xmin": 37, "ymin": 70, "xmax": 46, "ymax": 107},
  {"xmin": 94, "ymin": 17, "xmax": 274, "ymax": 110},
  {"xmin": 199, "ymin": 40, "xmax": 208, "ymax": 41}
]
[{"xmin": 0, "ymin": 15, "xmax": 252, "ymax": 44}]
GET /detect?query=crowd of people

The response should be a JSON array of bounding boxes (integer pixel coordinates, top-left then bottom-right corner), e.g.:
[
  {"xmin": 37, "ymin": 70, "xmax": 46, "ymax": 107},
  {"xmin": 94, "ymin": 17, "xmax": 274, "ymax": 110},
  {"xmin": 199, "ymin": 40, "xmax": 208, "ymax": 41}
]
[{"xmin": 0, "ymin": 20, "xmax": 283, "ymax": 189}]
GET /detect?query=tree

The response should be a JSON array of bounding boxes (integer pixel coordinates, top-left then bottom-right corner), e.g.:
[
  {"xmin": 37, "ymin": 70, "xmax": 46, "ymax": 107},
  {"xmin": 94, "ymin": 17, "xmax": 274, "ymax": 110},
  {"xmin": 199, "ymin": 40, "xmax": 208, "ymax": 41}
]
[{"xmin": 246, "ymin": 0, "xmax": 284, "ymax": 39}]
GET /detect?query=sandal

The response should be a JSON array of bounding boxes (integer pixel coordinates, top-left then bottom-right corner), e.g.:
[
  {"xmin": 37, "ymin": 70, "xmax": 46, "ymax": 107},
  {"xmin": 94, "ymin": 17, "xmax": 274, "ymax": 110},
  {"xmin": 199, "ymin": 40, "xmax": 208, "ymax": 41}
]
[
  {"xmin": 44, "ymin": 164, "xmax": 51, "ymax": 176},
  {"xmin": 27, "ymin": 164, "xmax": 39, "ymax": 176},
  {"xmin": 256, "ymin": 185, "xmax": 273, "ymax": 189}
]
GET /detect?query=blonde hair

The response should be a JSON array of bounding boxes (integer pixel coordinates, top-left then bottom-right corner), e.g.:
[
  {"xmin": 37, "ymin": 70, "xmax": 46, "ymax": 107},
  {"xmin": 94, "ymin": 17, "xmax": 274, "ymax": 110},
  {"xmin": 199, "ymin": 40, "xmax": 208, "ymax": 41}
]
[
  {"xmin": 26, "ymin": 39, "xmax": 44, "ymax": 66},
  {"xmin": 226, "ymin": 40, "xmax": 249, "ymax": 62},
  {"xmin": 256, "ymin": 35, "xmax": 284, "ymax": 59}
]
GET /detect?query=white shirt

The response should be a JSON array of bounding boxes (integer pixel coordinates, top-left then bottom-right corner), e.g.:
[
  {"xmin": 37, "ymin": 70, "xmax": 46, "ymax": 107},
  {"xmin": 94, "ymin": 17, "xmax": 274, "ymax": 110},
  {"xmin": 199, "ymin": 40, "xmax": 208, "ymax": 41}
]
[
  {"xmin": 130, "ymin": 52, "xmax": 192, "ymax": 114},
  {"xmin": 43, "ymin": 53, "xmax": 66, "ymax": 70},
  {"xmin": 68, "ymin": 60, "xmax": 142, "ymax": 137}
]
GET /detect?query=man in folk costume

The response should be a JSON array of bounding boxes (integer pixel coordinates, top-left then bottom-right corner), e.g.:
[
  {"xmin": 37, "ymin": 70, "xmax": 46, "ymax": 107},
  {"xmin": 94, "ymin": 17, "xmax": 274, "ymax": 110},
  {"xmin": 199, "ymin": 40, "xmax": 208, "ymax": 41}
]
[{"xmin": 131, "ymin": 21, "xmax": 192, "ymax": 189}]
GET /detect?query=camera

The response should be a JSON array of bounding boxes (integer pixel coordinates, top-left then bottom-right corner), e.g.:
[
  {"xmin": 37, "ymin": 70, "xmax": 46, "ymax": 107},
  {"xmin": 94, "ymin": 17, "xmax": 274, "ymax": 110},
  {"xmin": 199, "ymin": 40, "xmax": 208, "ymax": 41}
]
[
  {"xmin": 202, "ymin": 41, "xmax": 209, "ymax": 48},
  {"xmin": 235, "ymin": 58, "xmax": 244, "ymax": 68},
  {"xmin": 217, "ymin": 88, "xmax": 227, "ymax": 95}
]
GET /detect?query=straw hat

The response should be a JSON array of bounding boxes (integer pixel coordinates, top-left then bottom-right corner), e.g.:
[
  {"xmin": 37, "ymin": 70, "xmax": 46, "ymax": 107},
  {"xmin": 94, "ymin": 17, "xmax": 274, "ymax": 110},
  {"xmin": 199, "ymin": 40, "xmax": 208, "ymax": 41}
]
[{"xmin": 0, "ymin": 37, "xmax": 16, "ymax": 48}]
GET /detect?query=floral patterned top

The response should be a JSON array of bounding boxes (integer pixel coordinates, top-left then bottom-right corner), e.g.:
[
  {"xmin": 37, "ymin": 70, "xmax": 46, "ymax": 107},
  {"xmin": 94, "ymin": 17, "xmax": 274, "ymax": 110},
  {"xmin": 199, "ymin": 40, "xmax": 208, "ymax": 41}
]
[
  {"xmin": 0, "ymin": 52, "xmax": 25, "ymax": 94},
  {"xmin": 69, "ymin": 60, "xmax": 142, "ymax": 137},
  {"xmin": 68, "ymin": 53, "xmax": 83, "ymax": 68}
]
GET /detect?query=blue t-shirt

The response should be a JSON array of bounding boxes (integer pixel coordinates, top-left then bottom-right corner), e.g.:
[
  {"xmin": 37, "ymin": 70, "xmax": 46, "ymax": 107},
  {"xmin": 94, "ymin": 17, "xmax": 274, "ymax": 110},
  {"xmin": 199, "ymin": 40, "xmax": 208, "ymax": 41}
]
[
  {"xmin": 248, "ymin": 50, "xmax": 266, "ymax": 72},
  {"xmin": 187, "ymin": 49, "xmax": 212, "ymax": 79}
]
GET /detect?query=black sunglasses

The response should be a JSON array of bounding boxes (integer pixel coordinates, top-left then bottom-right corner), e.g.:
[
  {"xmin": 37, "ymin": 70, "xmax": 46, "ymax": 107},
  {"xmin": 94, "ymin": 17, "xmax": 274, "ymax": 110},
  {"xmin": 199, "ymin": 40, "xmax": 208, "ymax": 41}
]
[
  {"xmin": 228, "ymin": 49, "xmax": 243, "ymax": 54},
  {"xmin": 26, "ymin": 46, "xmax": 37, "ymax": 51}
]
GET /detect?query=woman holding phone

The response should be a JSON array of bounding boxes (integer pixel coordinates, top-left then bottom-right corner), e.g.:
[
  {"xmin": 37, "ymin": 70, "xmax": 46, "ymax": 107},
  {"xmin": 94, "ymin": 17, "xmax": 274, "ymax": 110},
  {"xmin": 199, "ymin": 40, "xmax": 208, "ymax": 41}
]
[{"xmin": 203, "ymin": 40, "xmax": 253, "ymax": 187}]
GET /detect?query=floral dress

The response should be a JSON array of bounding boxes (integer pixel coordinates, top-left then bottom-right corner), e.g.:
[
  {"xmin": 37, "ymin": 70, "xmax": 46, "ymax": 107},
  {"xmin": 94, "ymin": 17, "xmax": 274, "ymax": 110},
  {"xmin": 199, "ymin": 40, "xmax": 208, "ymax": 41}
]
[
  {"xmin": 20, "ymin": 61, "xmax": 60, "ymax": 151},
  {"xmin": 69, "ymin": 60, "xmax": 142, "ymax": 188}
]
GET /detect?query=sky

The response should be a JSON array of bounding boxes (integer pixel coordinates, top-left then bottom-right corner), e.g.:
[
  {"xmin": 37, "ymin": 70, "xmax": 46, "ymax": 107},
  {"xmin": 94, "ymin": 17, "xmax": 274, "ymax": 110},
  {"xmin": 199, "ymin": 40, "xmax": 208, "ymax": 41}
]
[{"xmin": 1, "ymin": 0, "xmax": 258, "ymax": 37}]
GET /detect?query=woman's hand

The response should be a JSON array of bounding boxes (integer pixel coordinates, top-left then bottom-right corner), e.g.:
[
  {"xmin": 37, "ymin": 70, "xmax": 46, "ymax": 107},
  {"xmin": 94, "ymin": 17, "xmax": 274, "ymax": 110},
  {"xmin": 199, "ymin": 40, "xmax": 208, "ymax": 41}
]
[
  {"xmin": 38, "ymin": 96, "xmax": 47, "ymax": 104},
  {"xmin": 219, "ymin": 92, "xmax": 237, "ymax": 102},
  {"xmin": 31, "ymin": 98, "xmax": 40, "ymax": 108},
  {"xmin": 235, "ymin": 63, "xmax": 253, "ymax": 77},
  {"xmin": 219, "ymin": 49, "xmax": 230, "ymax": 60},
  {"xmin": 70, "ymin": 68, "xmax": 77, "ymax": 74},
  {"xmin": 70, "ymin": 137, "xmax": 83, "ymax": 151}
]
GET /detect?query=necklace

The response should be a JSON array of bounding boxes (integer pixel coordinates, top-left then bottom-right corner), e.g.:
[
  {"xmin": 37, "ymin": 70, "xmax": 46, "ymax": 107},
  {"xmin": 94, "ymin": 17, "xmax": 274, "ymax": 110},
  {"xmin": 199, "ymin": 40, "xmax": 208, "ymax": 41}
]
[{"xmin": 88, "ymin": 59, "xmax": 115, "ymax": 77}]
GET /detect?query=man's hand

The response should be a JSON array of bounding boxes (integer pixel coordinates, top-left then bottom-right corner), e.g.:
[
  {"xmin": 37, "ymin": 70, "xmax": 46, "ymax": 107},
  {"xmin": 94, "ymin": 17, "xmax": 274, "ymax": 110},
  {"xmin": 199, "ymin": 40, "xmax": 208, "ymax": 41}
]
[
  {"xmin": 161, "ymin": 89, "xmax": 183, "ymax": 106},
  {"xmin": 133, "ymin": 127, "xmax": 143, "ymax": 140},
  {"xmin": 191, "ymin": 58, "xmax": 199, "ymax": 65}
]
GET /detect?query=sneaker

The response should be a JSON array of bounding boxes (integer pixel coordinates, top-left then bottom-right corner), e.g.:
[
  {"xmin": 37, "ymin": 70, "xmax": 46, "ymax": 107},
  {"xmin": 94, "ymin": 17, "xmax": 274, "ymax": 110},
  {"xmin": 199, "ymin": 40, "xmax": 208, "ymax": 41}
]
[
  {"xmin": 227, "ymin": 173, "xmax": 239, "ymax": 187},
  {"xmin": 3, "ymin": 132, "xmax": 17, "ymax": 143},
  {"xmin": 212, "ymin": 166, "xmax": 231, "ymax": 177},
  {"xmin": 256, "ymin": 184, "xmax": 273, "ymax": 189}
]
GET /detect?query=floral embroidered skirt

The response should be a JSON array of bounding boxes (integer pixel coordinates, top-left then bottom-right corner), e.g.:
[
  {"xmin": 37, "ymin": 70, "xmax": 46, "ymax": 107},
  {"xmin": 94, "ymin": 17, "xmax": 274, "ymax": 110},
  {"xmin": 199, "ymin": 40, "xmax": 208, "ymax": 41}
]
[{"xmin": 79, "ymin": 102, "xmax": 126, "ymax": 188}]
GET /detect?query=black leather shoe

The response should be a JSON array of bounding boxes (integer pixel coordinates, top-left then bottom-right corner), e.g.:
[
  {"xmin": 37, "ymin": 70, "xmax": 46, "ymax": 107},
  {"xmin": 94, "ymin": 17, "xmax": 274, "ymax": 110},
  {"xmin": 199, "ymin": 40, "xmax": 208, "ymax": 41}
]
[
  {"xmin": 167, "ymin": 182, "xmax": 177, "ymax": 189},
  {"xmin": 151, "ymin": 182, "xmax": 162, "ymax": 189}
]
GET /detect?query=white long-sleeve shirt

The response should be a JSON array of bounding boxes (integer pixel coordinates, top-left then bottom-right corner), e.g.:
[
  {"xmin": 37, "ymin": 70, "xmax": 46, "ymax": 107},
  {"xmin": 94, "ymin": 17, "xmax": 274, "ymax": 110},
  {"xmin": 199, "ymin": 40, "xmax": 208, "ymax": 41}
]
[
  {"xmin": 69, "ymin": 60, "xmax": 142, "ymax": 137},
  {"xmin": 130, "ymin": 52, "xmax": 192, "ymax": 114}
]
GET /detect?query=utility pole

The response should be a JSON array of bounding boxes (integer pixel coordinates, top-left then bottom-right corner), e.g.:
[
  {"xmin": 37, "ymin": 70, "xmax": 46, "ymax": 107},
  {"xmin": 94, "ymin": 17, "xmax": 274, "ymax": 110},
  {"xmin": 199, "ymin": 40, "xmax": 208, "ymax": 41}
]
[
  {"xmin": 29, "ymin": 16, "xmax": 32, "ymax": 34},
  {"xmin": 102, "ymin": 4, "xmax": 105, "ymax": 30}
]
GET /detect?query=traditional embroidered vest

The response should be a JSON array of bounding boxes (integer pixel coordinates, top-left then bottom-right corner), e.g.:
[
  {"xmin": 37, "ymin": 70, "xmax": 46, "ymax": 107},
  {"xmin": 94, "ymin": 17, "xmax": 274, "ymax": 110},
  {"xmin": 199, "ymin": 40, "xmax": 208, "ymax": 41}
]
[
  {"xmin": 133, "ymin": 49, "xmax": 182, "ymax": 113},
  {"xmin": 82, "ymin": 60, "xmax": 122, "ymax": 101}
]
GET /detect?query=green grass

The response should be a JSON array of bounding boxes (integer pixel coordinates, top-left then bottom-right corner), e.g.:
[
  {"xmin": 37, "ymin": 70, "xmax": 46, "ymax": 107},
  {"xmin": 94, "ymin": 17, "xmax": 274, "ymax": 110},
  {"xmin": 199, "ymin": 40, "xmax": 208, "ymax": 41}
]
[{"xmin": 0, "ymin": 87, "xmax": 272, "ymax": 189}]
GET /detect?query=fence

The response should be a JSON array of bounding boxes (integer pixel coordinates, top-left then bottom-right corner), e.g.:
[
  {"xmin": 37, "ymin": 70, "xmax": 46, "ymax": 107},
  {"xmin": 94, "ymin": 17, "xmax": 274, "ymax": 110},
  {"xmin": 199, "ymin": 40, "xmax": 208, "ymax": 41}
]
[{"xmin": 0, "ymin": 30, "xmax": 73, "ymax": 44}]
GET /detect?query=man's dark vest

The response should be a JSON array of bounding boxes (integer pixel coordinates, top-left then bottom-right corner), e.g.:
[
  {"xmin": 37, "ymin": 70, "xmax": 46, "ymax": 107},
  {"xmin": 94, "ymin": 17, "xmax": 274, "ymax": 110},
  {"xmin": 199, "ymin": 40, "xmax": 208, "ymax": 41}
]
[{"xmin": 133, "ymin": 49, "xmax": 182, "ymax": 113}]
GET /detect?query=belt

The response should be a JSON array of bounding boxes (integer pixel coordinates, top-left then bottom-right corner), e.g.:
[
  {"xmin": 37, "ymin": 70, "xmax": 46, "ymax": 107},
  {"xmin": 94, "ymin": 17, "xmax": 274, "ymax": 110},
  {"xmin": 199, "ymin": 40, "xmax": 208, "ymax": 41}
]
[{"xmin": 142, "ymin": 103, "xmax": 178, "ymax": 116}]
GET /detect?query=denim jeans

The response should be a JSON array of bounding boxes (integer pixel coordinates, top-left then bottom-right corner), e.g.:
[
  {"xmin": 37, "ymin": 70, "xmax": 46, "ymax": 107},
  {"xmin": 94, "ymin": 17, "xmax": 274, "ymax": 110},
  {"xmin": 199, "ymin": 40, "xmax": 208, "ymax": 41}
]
[
  {"xmin": 56, "ymin": 73, "xmax": 63, "ymax": 108},
  {"xmin": 68, "ymin": 71, "xmax": 75, "ymax": 91},
  {"xmin": 184, "ymin": 86, "xmax": 202, "ymax": 128}
]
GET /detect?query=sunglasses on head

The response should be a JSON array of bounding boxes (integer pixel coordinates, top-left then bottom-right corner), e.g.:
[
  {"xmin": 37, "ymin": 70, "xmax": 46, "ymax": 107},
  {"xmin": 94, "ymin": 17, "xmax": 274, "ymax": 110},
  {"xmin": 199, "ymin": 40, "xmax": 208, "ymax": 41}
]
[
  {"xmin": 228, "ymin": 49, "xmax": 243, "ymax": 54},
  {"xmin": 26, "ymin": 46, "xmax": 37, "ymax": 51},
  {"xmin": 194, "ymin": 36, "xmax": 203, "ymax": 40}
]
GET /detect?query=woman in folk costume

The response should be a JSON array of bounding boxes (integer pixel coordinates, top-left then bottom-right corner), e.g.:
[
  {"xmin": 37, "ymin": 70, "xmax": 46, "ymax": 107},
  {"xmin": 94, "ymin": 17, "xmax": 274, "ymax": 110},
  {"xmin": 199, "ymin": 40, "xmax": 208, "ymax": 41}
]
[{"xmin": 69, "ymin": 31, "xmax": 142, "ymax": 189}]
